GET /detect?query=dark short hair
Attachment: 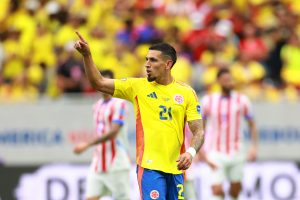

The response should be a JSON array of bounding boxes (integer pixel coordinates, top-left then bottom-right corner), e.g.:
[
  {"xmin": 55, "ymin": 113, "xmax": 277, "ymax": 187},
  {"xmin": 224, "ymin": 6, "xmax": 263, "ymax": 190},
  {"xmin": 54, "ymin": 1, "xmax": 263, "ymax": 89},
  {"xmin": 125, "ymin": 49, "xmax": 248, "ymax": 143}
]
[
  {"xmin": 149, "ymin": 43, "xmax": 177, "ymax": 67},
  {"xmin": 100, "ymin": 69, "xmax": 114, "ymax": 79},
  {"xmin": 216, "ymin": 68, "xmax": 230, "ymax": 79}
]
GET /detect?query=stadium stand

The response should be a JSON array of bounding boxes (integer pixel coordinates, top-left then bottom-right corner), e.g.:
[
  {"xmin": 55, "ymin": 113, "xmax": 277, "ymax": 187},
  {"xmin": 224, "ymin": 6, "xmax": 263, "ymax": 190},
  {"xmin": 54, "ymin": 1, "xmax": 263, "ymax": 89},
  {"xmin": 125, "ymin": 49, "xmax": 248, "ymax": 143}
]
[{"xmin": 0, "ymin": 0, "xmax": 299, "ymax": 103}]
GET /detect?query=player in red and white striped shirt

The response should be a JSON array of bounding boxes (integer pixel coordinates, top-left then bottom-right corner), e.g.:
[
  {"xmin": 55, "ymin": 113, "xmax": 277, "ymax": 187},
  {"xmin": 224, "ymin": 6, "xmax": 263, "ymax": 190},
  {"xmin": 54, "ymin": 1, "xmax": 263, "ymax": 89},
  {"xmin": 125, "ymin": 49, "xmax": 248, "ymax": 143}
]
[
  {"xmin": 200, "ymin": 68, "xmax": 257, "ymax": 200},
  {"xmin": 74, "ymin": 70, "xmax": 131, "ymax": 200}
]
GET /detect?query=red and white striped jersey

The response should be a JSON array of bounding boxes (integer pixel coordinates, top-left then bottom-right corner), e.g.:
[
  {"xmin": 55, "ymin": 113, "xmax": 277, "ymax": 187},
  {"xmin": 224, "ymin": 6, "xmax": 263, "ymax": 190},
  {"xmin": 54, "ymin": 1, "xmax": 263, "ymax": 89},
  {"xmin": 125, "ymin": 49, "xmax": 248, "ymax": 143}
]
[
  {"xmin": 91, "ymin": 97, "xmax": 130, "ymax": 173},
  {"xmin": 201, "ymin": 92, "xmax": 253, "ymax": 155}
]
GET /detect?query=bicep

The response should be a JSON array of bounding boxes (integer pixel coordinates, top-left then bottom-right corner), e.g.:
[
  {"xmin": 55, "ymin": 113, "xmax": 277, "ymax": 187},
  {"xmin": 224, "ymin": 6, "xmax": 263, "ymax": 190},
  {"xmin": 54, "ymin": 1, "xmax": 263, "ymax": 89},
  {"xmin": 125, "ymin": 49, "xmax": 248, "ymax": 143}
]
[
  {"xmin": 110, "ymin": 123, "xmax": 123, "ymax": 135},
  {"xmin": 94, "ymin": 78, "xmax": 115, "ymax": 95},
  {"xmin": 185, "ymin": 89, "xmax": 202, "ymax": 121},
  {"xmin": 113, "ymin": 78, "xmax": 135, "ymax": 101},
  {"xmin": 112, "ymin": 101, "xmax": 126, "ymax": 123},
  {"xmin": 247, "ymin": 118, "xmax": 255, "ymax": 128}
]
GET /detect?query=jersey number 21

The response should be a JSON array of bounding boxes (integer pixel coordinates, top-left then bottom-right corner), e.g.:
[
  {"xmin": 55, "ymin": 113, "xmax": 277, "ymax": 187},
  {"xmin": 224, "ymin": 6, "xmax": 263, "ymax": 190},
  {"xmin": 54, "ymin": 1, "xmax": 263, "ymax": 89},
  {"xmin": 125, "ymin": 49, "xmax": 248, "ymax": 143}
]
[{"xmin": 159, "ymin": 105, "xmax": 172, "ymax": 120}]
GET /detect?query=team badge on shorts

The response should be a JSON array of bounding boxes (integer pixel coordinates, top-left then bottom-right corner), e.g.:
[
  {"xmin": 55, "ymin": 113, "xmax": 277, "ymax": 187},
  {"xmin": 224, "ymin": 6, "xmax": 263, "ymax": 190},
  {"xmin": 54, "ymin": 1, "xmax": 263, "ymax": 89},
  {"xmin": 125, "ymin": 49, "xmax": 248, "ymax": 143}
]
[
  {"xmin": 174, "ymin": 94, "xmax": 184, "ymax": 104},
  {"xmin": 150, "ymin": 190, "xmax": 159, "ymax": 199}
]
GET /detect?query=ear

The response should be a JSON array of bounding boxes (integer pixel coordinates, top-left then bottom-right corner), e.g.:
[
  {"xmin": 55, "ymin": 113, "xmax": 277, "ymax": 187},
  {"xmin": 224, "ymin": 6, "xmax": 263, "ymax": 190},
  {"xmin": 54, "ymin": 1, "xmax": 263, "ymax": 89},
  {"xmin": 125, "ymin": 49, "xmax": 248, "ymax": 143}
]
[{"xmin": 165, "ymin": 60, "xmax": 173, "ymax": 70}]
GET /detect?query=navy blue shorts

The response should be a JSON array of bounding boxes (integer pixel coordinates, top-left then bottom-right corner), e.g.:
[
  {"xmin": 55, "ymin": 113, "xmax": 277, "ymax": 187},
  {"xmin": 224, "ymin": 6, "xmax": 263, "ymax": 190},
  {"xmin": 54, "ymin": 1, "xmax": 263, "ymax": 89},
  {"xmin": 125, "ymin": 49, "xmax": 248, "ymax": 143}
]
[{"xmin": 137, "ymin": 165, "xmax": 184, "ymax": 200}]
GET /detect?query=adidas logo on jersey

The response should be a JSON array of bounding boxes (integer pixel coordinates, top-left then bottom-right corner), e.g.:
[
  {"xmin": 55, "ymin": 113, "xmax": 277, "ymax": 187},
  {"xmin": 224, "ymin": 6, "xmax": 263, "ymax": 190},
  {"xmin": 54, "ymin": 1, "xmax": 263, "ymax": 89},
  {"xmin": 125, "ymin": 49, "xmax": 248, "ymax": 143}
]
[{"xmin": 147, "ymin": 92, "xmax": 157, "ymax": 99}]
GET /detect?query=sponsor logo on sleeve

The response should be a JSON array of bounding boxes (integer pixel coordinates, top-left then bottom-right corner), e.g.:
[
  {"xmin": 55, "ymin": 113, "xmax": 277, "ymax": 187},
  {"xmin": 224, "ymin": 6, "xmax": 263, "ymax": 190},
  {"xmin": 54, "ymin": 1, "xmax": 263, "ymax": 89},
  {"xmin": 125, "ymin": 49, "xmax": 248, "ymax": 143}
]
[{"xmin": 197, "ymin": 105, "xmax": 201, "ymax": 114}]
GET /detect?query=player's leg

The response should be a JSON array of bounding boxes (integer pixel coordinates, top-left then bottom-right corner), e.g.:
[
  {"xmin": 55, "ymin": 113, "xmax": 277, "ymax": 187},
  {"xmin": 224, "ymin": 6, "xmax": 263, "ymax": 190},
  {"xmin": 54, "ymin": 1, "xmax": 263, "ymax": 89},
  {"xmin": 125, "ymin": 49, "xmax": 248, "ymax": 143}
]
[
  {"xmin": 165, "ymin": 173, "xmax": 184, "ymax": 200},
  {"xmin": 229, "ymin": 182, "xmax": 242, "ymax": 200},
  {"xmin": 228, "ymin": 154, "xmax": 245, "ymax": 200},
  {"xmin": 86, "ymin": 197, "xmax": 99, "ymax": 200},
  {"xmin": 184, "ymin": 179, "xmax": 197, "ymax": 200},
  {"xmin": 184, "ymin": 162, "xmax": 197, "ymax": 200},
  {"xmin": 137, "ymin": 165, "xmax": 167, "ymax": 200},
  {"xmin": 85, "ymin": 169, "xmax": 109, "ymax": 200},
  {"xmin": 208, "ymin": 152, "xmax": 226, "ymax": 200},
  {"xmin": 211, "ymin": 184, "xmax": 225, "ymax": 200},
  {"xmin": 105, "ymin": 169, "xmax": 131, "ymax": 200}
]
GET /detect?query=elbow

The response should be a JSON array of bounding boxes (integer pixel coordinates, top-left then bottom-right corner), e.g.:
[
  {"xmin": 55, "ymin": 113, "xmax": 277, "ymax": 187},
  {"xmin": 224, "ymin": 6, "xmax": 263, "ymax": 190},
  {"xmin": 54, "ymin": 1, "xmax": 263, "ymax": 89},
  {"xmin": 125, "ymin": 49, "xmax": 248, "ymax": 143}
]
[
  {"xmin": 110, "ymin": 129, "xmax": 120, "ymax": 139},
  {"xmin": 90, "ymin": 81, "xmax": 100, "ymax": 89},
  {"xmin": 106, "ymin": 133, "xmax": 118, "ymax": 141},
  {"xmin": 90, "ymin": 79, "xmax": 104, "ymax": 91}
]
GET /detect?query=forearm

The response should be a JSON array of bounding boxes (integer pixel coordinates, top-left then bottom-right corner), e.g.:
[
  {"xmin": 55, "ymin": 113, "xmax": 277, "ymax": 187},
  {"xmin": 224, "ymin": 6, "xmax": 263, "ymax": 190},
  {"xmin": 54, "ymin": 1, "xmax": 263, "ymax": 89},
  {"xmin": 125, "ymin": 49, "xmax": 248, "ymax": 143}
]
[
  {"xmin": 249, "ymin": 120, "xmax": 258, "ymax": 146},
  {"xmin": 89, "ymin": 130, "xmax": 118, "ymax": 147},
  {"xmin": 74, "ymin": 32, "xmax": 115, "ymax": 95},
  {"xmin": 203, "ymin": 118, "xmax": 207, "ymax": 130},
  {"xmin": 188, "ymin": 119, "xmax": 205, "ymax": 152},
  {"xmin": 82, "ymin": 53, "xmax": 103, "ymax": 89},
  {"xmin": 190, "ymin": 130, "xmax": 205, "ymax": 152}
]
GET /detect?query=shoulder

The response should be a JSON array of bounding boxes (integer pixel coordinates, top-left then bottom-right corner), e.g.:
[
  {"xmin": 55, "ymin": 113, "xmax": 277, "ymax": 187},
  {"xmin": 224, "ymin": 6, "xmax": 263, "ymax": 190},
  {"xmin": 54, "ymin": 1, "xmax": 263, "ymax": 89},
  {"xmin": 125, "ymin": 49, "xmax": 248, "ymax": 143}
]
[
  {"xmin": 93, "ymin": 99, "xmax": 102, "ymax": 107},
  {"xmin": 233, "ymin": 92, "xmax": 251, "ymax": 104},
  {"xmin": 235, "ymin": 91, "xmax": 249, "ymax": 100},
  {"xmin": 174, "ymin": 80, "xmax": 192, "ymax": 89},
  {"xmin": 174, "ymin": 80, "xmax": 196, "ymax": 95},
  {"xmin": 92, "ymin": 99, "xmax": 102, "ymax": 110},
  {"xmin": 201, "ymin": 92, "xmax": 219, "ymax": 101},
  {"xmin": 126, "ymin": 77, "xmax": 146, "ymax": 82},
  {"xmin": 116, "ymin": 77, "xmax": 147, "ymax": 85}
]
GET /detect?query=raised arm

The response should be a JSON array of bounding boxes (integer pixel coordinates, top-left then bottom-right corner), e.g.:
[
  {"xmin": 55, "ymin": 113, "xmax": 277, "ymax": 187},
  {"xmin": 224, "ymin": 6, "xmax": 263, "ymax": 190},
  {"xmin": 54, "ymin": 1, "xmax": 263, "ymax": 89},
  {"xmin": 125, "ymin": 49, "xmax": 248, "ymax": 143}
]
[
  {"xmin": 177, "ymin": 119, "xmax": 205, "ymax": 170},
  {"xmin": 74, "ymin": 32, "xmax": 114, "ymax": 95}
]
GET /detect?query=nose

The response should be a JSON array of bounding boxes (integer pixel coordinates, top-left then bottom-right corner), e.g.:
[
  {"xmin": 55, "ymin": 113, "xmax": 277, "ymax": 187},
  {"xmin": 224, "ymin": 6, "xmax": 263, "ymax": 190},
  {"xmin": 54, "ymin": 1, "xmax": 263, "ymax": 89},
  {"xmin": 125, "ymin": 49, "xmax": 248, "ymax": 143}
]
[{"xmin": 145, "ymin": 61, "xmax": 150, "ymax": 68}]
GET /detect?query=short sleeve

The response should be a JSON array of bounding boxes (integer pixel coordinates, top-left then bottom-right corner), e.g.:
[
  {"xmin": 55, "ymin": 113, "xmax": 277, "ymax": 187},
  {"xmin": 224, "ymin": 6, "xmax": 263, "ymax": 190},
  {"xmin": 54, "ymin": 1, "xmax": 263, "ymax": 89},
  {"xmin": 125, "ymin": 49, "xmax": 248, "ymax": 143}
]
[
  {"xmin": 112, "ymin": 100, "xmax": 127, "ymax": 125},
  {"xmin": 113, "ymin": 78, "xmax": 135, "ymax": 102},
  {"xmin": 186, "ymin": 88, "xmax": 202, "ymax": 121},
  {"xmin": 200, "ymin": 95, "xmax": 210, "ymax": 120}
]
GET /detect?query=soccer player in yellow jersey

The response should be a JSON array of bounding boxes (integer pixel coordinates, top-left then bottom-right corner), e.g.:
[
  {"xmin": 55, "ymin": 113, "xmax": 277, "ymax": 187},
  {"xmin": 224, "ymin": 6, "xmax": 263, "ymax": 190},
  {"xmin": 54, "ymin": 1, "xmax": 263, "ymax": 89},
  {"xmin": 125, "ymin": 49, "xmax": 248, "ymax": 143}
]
[{"xmin": 74, "ymin": 32, "xmax": 205, "ymax": 200}]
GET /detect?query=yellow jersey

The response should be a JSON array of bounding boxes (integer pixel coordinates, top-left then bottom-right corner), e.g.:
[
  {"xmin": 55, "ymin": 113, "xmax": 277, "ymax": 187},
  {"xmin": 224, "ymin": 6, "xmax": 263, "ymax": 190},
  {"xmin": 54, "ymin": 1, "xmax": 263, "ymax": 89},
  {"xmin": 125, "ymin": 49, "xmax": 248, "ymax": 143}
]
[{"xmin": 113, "ymin": 78, "xmax": 202, "ymax": 174}]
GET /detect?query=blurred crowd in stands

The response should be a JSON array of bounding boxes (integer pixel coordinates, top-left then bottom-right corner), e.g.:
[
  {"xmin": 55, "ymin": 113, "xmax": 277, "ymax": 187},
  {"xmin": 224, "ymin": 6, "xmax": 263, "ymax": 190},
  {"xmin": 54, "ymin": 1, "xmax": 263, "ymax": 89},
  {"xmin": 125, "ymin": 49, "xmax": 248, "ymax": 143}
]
[{"xmin": 0, "ymin": 0, "xmax": 300, "ymax": 103}]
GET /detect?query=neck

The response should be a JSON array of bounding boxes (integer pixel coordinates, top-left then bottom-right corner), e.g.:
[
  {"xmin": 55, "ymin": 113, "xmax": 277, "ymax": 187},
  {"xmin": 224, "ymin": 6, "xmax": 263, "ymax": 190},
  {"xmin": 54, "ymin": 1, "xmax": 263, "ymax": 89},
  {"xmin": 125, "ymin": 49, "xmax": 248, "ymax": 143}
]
[
  {"xmin": 221, "ymin": 90, "xmax": 231, "ymax": 97},
  {"xmin": 103, "ymin": 96, "xmax": 112, "ymax": 101},
  {"xmin": 155, "ymin": 73, "xmax": 174, "ymax": 85}
]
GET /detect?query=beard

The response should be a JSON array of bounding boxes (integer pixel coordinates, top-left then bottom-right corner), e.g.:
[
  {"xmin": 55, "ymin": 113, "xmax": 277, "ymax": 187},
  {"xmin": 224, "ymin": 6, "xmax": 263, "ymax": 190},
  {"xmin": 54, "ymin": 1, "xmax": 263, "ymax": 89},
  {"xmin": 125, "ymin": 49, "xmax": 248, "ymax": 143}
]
[
  {"xmin": 147, "ymin": 76, "xmax": 156, "ymax": 82},
  {"xmin": 222, "ymin": 87, "xmax": 232, "ymax": 95}
]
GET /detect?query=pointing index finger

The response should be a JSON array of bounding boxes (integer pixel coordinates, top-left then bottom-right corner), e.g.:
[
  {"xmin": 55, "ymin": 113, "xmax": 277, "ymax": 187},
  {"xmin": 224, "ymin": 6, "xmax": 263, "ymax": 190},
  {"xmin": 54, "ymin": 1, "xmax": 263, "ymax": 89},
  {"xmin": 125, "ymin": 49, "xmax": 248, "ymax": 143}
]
[{"xmin": 76, "ymin": 31, "xmax": 87, "ymax": 43}]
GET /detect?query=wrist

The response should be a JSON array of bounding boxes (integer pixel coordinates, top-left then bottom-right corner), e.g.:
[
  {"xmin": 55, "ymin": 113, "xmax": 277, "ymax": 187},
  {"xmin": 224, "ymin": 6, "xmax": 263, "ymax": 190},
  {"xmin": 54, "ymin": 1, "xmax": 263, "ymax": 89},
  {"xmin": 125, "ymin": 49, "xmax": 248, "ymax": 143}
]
[
  {"xmin": 186, "ymin": 147, "xmax": 196, "ymax": 158},
  {"xmin": 82, "ymin": 51, "xmax": 91, "ymax": 57}
]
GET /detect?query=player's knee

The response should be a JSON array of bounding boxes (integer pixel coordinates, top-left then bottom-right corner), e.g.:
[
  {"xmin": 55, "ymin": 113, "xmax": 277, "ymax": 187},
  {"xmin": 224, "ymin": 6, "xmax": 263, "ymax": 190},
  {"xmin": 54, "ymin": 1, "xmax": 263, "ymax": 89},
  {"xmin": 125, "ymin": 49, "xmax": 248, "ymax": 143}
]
[
  {"xmin": 212, "ymin": 184, "xmax": 224, "ymax": 196},
  {"xmin": 229, "ymin": 190, "xmax": 240, "ymax": 198},
  {"xmin": 86, "ymin": 197, "xmax": 99, "ymax": 200}
]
